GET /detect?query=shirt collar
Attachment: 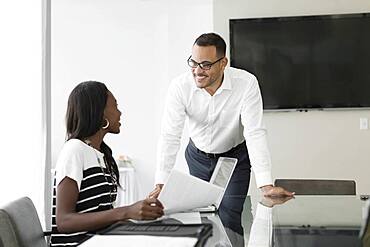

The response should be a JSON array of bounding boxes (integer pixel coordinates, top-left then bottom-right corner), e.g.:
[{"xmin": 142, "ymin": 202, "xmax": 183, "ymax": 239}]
[
  {"xmin": 190, "ymin": 68, "xmax": 232, "ymax": 93},
  {"xmin": 218, "ymin": 68, "xmax": 232, "ymax": 91}
]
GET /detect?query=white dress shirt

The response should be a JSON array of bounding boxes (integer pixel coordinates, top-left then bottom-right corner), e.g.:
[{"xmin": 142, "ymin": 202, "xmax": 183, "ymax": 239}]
[
  {"xmin": 247, "ymin": 203, "xmax": 273, "ymax": 247},
  {"xmin": 155, "ymin": 67, "xmax": 272, "ymax": 188}
]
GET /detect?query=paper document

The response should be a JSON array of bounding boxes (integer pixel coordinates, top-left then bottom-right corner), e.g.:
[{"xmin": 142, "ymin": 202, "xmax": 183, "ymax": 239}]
[
  {"xmin": 159, "ymin": 170, "xmax": 223, "ymax": 214},
  {"xmin": 80, "ymin": 235, "xmax": 197, "ymax": 247},
  {"xmin": 169, "ymin": 212, "xmax": 202, "ymax": 224},
  {"xmin": 158, "ymin": 158, "xmax": 238, "ymax": 214}
]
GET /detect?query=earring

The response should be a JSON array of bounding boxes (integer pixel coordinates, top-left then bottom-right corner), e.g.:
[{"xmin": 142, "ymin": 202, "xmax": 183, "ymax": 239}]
[{"xmin": 102, "ymin": 118, "xmax": 110, "ymax": 129}]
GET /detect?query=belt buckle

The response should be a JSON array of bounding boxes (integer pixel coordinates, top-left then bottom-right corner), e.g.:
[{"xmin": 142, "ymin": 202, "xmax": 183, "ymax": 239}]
[{"xmin": 206, "ymin": 153, "xmax": 217, "ymax": 159}]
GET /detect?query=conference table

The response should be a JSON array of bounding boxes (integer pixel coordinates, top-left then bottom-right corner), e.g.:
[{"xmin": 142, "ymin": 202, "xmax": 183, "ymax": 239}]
[
  {"xmin": 246, "ymin": 195, "xmax": 367, "ymax": 247},
  {"xmin": 79, "ymin": 195, "xmax": 368, "ymax": 246}
]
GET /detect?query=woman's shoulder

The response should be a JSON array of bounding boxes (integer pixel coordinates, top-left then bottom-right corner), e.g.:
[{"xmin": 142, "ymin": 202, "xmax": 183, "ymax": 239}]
[
  {"xmin": 63, "ymin": 138, "xmax": 87, "ymax": 150},
  {"xmin": 55, "ymin": 139, "xmax": 90, "ymax": 188},
  {"xmin": 59, "ymin": 139, "xmax": 89, "ymax": 158}
]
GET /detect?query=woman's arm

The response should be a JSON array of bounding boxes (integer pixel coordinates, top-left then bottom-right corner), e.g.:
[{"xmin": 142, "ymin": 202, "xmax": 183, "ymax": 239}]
[{"xmin": 56, "ymin": 177, "xmax": 163, "ymax": 233}]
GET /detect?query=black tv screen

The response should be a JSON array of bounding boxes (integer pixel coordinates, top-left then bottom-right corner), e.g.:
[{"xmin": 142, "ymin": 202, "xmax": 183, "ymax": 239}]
[{"xmin": 230, "ymin": 13, "xmax": 370, "ymax": 110}]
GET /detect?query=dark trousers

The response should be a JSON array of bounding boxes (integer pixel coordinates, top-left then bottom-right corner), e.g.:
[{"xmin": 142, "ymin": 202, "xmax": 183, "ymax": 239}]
[{"xmin": 185, "ymin": 140, "xmax": 251, "ymax": 234}]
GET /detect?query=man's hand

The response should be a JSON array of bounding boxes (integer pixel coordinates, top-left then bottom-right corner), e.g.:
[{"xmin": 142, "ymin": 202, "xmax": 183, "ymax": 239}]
[
  {"xmin": 260, "ymin": 195, "xmax": 293, "ymax": 208},
  {"xmin": 148, "ymin": 184, "xmax": 164, "ymax": 199},
  {"xmin": 260, "ymin": 184, "xmax": 295, "ymax": 197}
]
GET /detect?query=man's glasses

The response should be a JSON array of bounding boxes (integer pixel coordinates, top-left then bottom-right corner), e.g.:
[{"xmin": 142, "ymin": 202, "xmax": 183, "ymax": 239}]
[{"xmin": 187, "ymin": 56, "xmax": 224, "ymax": 70}]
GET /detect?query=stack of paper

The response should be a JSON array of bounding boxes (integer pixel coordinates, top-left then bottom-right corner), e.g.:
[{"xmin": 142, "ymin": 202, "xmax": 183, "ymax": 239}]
[{"xmin": 158, "ymin": 170, "xmax": 223, "ymax": 214}]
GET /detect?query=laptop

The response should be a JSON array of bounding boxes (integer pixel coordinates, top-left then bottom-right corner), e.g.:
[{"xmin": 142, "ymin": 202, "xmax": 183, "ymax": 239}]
[{"xmin": 158, "ymin": 157, "xmax": 238, "ymax": 214}]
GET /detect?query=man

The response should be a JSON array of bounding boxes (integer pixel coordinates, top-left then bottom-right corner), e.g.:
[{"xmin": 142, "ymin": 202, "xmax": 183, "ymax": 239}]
[{"xmin": 150, "ymin": 33, "xmax": 293, "ymax": 203}]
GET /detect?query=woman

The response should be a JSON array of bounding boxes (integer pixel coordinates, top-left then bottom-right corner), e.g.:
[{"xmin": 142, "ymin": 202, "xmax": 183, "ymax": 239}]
[{"xmin": 51, "ymin": 81, "xmax": 163, "ymax": 246}]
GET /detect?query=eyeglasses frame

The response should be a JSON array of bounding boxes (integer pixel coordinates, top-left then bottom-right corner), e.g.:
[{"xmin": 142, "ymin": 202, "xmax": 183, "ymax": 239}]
[{"xmin": 187, "ymin": 56, "xmax": 224, "ymax": 70}]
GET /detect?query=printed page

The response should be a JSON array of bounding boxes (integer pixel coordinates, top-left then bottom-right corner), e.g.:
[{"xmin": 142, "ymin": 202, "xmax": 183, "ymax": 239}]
[
  {"xmin": 158, "ymin": 170, "xmax": 223, "ymax": 214},
  {"xmin": 169, "ymin": 212, "xmax": 202, "ymax": 224}
]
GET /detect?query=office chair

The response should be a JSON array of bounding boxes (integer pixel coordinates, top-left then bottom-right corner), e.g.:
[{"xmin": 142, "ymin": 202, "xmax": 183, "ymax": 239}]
[
  {"xmin": 0, "ymin": 209, "xmax": 19, "ymax": 247},
  {"xmin": 274, "ymin": 179, "xmax": 356, "ymax": 195},
  {"xmin": 0, "ymin": 197, "xmax": 49, "ymax": 247},
  {"xmin": 360, "ymin": 200, "xmax": 370, "ymax": 246}
]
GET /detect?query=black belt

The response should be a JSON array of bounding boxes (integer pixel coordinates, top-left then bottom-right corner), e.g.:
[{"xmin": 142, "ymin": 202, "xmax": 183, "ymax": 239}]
[{"xmin": 189, "ymin": 139, "xmax": 245, "ymax": 159}]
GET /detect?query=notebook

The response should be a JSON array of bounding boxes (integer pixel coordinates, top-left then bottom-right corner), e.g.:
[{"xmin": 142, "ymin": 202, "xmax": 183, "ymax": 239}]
[{"xmin": 158, "ymin": 157, "xmax": 238, "ymax": 214}]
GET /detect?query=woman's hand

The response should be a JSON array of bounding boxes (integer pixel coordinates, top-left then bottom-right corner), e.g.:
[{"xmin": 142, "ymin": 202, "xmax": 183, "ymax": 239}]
[{"xmin": 125, "ymin": 198, "xmax": 164, "ymax": 220}]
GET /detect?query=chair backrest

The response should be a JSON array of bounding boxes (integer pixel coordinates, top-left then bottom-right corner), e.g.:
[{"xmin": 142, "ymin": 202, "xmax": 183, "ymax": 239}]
[
  {"xmin": 0, "ymin": 197, "xmax": 47, "ymax": 247},
  {"xmin": 359, "ymin": 200, "xmax": 370, "ymax": 246},
  {"xmin": 360, "ymin": 199, "xmax": 370, "ymax": 246},
  {"xmin": 274, "ymin": 179, "xmax": 356, "ymax": 195},
  {"xmin": 0, "ymin": 210, "xmax": 20, "ymax": 247}
]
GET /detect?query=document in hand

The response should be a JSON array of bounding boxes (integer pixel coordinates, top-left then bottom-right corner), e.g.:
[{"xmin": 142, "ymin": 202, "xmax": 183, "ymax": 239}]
[{"xmin": 158, "ymin": 157, "xmax": 238, "ymax": 214}]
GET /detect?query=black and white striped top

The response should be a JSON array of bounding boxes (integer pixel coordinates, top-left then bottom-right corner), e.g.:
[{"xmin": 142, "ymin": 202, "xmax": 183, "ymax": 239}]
[{"xmin": 50, "ymin": 139, "xmax": 117, "ymax": 246}]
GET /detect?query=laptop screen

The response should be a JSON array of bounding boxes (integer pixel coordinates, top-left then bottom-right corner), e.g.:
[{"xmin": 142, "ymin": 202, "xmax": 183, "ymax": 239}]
[
  {"xmin": 210, "ymin": 157, "xmax": 237, "ymax": 189},
  {"xmin": 158, "ymin": 157, "xmax": 237, "ymax": 213}
]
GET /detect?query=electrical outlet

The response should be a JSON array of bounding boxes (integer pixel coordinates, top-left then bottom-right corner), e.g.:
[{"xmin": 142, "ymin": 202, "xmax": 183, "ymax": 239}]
[{"xmin": 360, "ymin": 118, "xmax": 368, "ymax": 130}]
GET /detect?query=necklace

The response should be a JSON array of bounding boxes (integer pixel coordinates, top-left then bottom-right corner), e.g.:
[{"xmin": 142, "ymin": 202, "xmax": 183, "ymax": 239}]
[{"xmin": 84, "ymin": 140, "xmax": 118, "ymax": 207}]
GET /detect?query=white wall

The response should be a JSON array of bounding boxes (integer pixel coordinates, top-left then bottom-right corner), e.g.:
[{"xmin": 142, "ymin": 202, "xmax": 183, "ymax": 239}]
[
  {"xmin": 213, "ymin": 0, "xmax": 370, "ymax": 195},
  {"xmin": 0, "ymin": 0, "xmax": 44, "ymax": 219},
  {"xmin": 52, "ymin": 0, "xmax": 370, "ymax": 203},
  {"xmin": 51, "ymin": 0, "xmax": 213, "ymax": 199}
]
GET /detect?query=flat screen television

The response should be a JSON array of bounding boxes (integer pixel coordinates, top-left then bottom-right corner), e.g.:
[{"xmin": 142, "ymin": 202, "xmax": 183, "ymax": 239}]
[{"xmin": 230, "ymin": 13, "xmax": 370, "ymax": 110}]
